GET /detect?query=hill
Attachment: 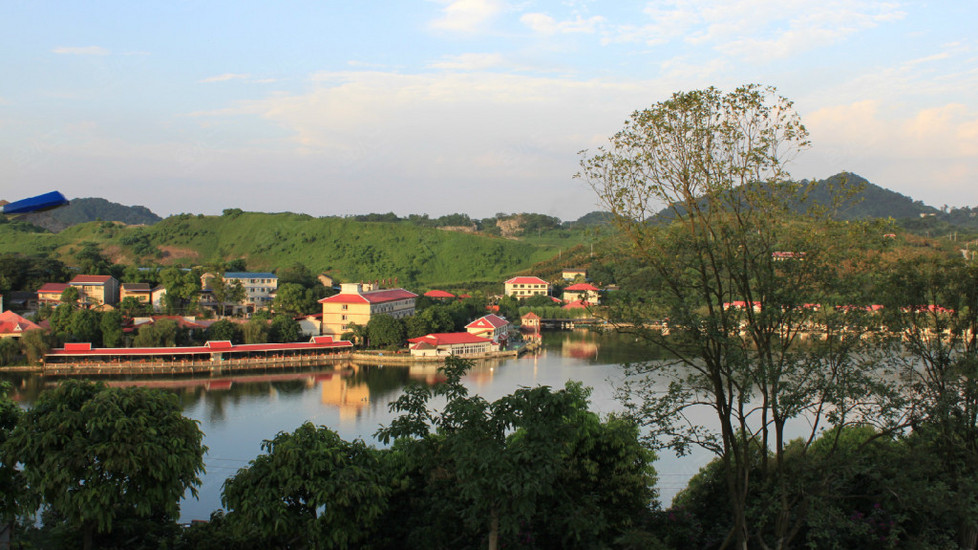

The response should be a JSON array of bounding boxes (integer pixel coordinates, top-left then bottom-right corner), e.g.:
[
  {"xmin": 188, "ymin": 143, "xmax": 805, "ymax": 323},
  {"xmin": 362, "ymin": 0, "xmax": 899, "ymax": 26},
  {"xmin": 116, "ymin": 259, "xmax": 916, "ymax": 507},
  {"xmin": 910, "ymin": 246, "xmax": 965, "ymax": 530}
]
[{"xmin": 21, "ymin": 197, "xmax": 162, "ymax": 232}]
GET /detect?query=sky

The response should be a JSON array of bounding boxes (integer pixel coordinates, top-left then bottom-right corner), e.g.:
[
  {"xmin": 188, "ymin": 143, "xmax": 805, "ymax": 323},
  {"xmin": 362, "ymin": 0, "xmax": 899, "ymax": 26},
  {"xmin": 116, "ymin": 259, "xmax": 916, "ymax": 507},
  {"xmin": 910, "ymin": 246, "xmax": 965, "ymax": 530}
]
[{"xmin": 1, "ymin": 1, "xmax": 975, "ymax": 221}]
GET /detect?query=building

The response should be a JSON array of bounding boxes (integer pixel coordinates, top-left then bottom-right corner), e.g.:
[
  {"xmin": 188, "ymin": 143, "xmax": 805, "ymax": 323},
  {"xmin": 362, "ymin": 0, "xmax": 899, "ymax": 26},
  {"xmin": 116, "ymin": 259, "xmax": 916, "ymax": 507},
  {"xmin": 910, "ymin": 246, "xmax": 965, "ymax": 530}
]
[
  {"xmin": 69, "ymin": 275, "xmax": 120, "ymax": 308},
  {"xmin": 223, "ymin": 272, "xmax": 278, "ymax": 311},
  {"xmin": 0, "ymin": 310, "xmax": 41, "ymax": 338},
  {"xmin": 424, "ymin": 289, "xmax": 456, "ymax": 300},
  {"xmin": 521, "ymin": 311, "xmax": 541, "ymax": 332},
  {"xmin": 319, "ymin": 283, "xmax": 418, "ymax": 337},
  {"xmin": 407, "ymin": 332, "xmax": 496, "ymax": 357},
  {"xmin": 37, "ymin": 283, "xmax": 69, "ymax": 307},
  {"xmin": 562, "ymin": 268, "xmax": 588, "ymax": 281},
  {"xmin": 120, "ymin": 283, "xmax": 153, "ymax": 304},
  {"xmin": 465, "ymin": 314, "xmax": 511, "ymax": 344},
  {"xmin": 562, "ymin": 283, "xmax": 601, "ymax": 305},
  {"xmin": 504, "ymin": 276, "xmax": 550, "ymax": 298}
]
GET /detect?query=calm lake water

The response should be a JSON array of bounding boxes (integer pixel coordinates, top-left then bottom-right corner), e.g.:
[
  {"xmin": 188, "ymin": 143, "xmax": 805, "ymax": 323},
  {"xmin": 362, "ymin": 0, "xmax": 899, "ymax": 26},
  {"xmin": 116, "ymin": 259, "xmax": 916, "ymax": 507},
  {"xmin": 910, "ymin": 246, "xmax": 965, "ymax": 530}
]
[{"xmin": 2, "ymin": 329, "xmax": 714, "ymax": 522}]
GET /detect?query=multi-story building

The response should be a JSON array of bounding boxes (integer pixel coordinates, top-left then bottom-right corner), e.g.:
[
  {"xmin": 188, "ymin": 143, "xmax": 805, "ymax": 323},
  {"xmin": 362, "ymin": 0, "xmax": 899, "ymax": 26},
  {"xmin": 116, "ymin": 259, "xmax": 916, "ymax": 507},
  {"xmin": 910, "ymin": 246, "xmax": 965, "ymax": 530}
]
[
  {"xmin": 465, "ymin": 314, "xmax": 511, "ymax": 343},
  {"xmin": 69, "ymin": 275, "xmax": 119, "ymax": 308},
  {"xmin": 504, "ymin": 276, "xmax": 550, "ymax": 298},
  {"xmin": 562, "ymin": 283, "xmax": 601, "ymax": 305},
  {"xmin": 120, "ymin": 283, "xmax": 153, "ymax": 304},
  {"xmin": 37, "ymin": 283, "xmax": 69, "ymax": 307},
  {"xmin": 320, "ymin": 283, "xmax": 417, "ymax": 337},
  {"xmin": 221, "ymin": 272, "xmax": 278, "ymax": 312}
]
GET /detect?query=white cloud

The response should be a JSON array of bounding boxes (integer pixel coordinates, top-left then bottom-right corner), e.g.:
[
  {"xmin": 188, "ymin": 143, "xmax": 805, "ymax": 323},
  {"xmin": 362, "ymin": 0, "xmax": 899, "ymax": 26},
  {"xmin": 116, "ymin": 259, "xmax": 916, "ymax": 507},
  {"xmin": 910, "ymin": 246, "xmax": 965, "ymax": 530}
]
[
  {"xmin": 52, "ymin": 46, "xmax": 110, "ymax": 56},
  {"xmin": 429, "ymin": 0, "xmax": 504, "ymax": 32},
  {"xmin": 428, "ymin": 53, "xmax": 504, "ymax": 70},
  {"xmin": 199, "ymin": 73, "xmax": 251, "ymax": 84},
  {"xmin": 520, "ymin": 13, "xmax": 604, "ymax": 35}
]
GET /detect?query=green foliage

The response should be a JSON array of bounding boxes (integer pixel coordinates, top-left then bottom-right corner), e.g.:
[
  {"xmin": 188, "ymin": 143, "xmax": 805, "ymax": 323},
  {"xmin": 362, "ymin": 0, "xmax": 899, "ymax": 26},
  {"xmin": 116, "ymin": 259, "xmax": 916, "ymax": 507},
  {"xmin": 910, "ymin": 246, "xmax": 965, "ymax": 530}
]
[
  {"xmin": 100, "ymin": 310, "xmax": 124, "ymax": 348},
  {"xmin": 68, "ymin": 308, "xmax": 101, "ymax": 344},
  {"xmin": 20, "ymin": 329, "xmax": 52, "ymax": 364},
  {"xmin": 269, "ymin": 314, "xmax": 302, "ymax": 343},
  {"xmin": 272, "ymin": 282, "xmax": 320, "ymax": 317},
  {"xmin": 242, "ymin": 318, "xmax": 269, "ymax": 344},
  {"xmin": 5, "ymin": 380, "xmax": 205, "ymax": 548},
  {"xmin": 221, "ymin": 423, "xmax": 389, "ymax": 549},
  {"xmin": 0, "ymin": 338, "xmax": 21, "ymax": 366},
  {"xmin": 133, "ymin": 318, "xmax": 179, "ymax": 347},
  {"xmin": 0, "ymin": 254, "xmax": 69, "ymax": 292},
  {"xmin": 367, "ymin": 314, "xmax": 406, "ymax": 349},
  {"xmin": 206, "ymin": 319, "xmax": 240, "ymax": 343},
  {"xmin": 0, "ymin": 382, "xmax": 25, "ymax": 525}
]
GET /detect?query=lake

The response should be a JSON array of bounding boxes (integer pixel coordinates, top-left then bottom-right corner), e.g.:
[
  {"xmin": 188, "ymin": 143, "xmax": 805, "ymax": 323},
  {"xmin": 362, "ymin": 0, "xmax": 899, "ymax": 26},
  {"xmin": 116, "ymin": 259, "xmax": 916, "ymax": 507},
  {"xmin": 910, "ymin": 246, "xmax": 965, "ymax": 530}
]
[{"xmin": 2, "ymin": 329, "xmax": 714, "ymax": 522}]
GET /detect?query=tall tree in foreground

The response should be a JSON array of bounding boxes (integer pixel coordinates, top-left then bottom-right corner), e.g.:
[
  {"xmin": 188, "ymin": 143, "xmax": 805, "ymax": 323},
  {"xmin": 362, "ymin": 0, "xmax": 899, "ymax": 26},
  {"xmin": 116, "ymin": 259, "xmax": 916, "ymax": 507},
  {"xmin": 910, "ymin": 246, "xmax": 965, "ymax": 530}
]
[
  {"xmin": 5, "ymin": 380, "xmax": 206, "ymax": 550},
  {"xmin": 578, "ymin": 85, "xmax": 897, "ymax": 549}
]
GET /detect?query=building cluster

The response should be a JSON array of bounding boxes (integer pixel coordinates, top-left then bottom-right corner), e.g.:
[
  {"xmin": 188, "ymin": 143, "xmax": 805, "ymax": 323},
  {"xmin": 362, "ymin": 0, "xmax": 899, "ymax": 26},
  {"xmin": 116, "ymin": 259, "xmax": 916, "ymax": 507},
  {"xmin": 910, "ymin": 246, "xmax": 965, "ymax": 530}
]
[{"xmin": 4, "ymin": 266, "xmax": 610, "ymax": 359}]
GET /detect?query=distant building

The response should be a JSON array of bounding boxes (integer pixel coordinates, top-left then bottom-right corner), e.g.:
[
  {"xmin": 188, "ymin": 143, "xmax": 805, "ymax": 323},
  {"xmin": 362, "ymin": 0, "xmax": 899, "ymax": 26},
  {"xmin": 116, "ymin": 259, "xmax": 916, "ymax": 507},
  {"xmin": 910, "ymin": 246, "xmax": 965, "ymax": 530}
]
[
  {"xmin": 562, "ymin": 268, "xmax": 588, "ymax": 281},
  {"xmin": 69, "ymin": 275, "xmax": 120, "ymax": 308},
  {"xmin": 504, "ymin": 276, "xmax": 550, "ymax": 298},
  {"xmin": 424, "ymin": 289, "xmax": 456, "ymax": 300},
  {"xmin": 319, "ymin": 283, "xmax": 418, "ymax": 337},
  {"xmin": 521, "ymin": 311, "xmax": 541, "ymax": 332},
  {"xmin": 562, "ymin": 283, "xmax": 600, "ymax": 305},
  {"xmin": 223, "ymin": 272, "xmax": 278, "ymax": 311},
  {"xmin": 120, "ymin": 283, "xmax": 153, "ymax": 304},
  {"xmin": 37, "ymin": 283, "xmax": 69, "ymax": 307}
]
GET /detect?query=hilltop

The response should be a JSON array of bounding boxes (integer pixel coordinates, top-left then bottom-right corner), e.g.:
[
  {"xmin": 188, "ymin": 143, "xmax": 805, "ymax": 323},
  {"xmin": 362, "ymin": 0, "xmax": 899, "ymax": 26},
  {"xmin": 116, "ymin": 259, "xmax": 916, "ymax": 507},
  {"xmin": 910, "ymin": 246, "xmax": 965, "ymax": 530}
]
[{"xmin": 21, "ymin": 197, "xmax": 162, "ymax": 232}]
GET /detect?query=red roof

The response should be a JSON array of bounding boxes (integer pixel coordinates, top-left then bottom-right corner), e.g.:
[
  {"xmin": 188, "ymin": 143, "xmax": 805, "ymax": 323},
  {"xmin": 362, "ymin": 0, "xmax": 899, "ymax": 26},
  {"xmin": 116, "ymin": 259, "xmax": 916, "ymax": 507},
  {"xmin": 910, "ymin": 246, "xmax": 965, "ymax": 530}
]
[
  {"xmin": 70, "ymin": 275, "xmax": 113, "ymax": 285},
  {"xmin": 46, "ymin": 338, "xmax": 354, "ymax": 358},
  {"xmin": 424, "ymin": 290, "xmax": 456, "ymax": 298},
  {"xmin": 407, "ymin": 332, "xmax": 493, "ymax": 346},
  {"xmin": 0, "ymin": 311, "xmax": 42, "ymax": 334},
  {"xmin": 320, "ymin": 288, "xmax": 418, "ymax": 305},
  {"xmin": 564, "ymin": 283, "xmax": 600, "ymax": 291},
  {"xmin": 562, "ymin": 300, "xmax": 590, "ymax": 309},
  {"xmin": 37, "ymin": 283, "xmax": 69, "ymax": 294},
  {"xmin": 521, "ymin": 312, "xmax": 541, "ymax": 319},
  {"xmin": 466, "ymin": 314, "xmax": 509, "ymax": 330},
  {"xmin": 505, "ymin": 276, "xmax": 548, "ymax": 285},
  {"xmin": 458, "ymin": 294, "xmax": 472, "ymax": 299}
]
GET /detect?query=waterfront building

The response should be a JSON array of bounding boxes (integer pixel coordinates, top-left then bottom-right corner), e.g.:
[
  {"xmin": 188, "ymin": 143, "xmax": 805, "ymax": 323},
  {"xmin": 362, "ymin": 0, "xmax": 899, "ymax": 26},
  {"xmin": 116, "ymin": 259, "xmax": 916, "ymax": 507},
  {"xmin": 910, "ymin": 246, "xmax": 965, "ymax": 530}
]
[
  {"xmin": 504, "ymin": 276, "xmax": 550, "ymax": 298},
  {"xmin": 465, "ymin": 314, "xmax": 511, "ymax": 344},
  {"xmin": 319, "ymin": 283, "xmax": 417, "ymax": 337},
  {"xmin": 407, "ymin": 332, "xmax": 495, "ymax": 357},
  {"xmin": 0, "ymin": 310, "xmax": 41, "ymax": 338}
]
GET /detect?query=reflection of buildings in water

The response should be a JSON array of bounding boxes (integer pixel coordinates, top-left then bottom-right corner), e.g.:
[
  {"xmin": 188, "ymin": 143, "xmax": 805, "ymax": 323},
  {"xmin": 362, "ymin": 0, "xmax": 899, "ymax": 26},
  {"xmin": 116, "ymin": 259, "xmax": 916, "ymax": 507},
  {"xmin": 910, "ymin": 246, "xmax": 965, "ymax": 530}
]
[
  {"xmin": 562, "ymin": 334, "xmax": 599, "ymax": 360},
  {"xmin": 407, "ymin": 361, "xmax": 499, "ymax": 387},
  {"xmin": 319, "ymin": 374, "xmax": 370, "ymax": 421}
]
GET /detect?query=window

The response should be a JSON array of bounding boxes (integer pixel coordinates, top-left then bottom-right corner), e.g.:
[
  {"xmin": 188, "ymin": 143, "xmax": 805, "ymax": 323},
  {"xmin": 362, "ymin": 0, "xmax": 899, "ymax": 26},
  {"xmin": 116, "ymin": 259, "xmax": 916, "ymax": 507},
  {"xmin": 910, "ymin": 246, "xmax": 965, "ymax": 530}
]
[
  {"xmin": 342, "ymin": 304, "xmax": 348, "ymax": 310},
  {"xmin": 342, "ymin": 315, "xmax": 347, "ymax": 321}
]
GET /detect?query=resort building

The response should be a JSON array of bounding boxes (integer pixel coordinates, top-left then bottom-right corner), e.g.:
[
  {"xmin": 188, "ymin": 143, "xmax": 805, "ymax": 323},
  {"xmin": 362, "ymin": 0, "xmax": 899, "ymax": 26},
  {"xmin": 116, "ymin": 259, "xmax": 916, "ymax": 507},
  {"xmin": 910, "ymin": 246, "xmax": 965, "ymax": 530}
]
[
  {"xmin": 407, "ymin": 332, "xmax": 496, "ymax": 357},
  {"xmin": 504, "ymin": 276, "xmax": 550, "ymax": 298},
  {"xmin": 37, "ymin": 283, "xmax": 69, "ymax": 307},
  {"xmin": 319, "ymin": 283, "xmax": 418, "ymax": 337},
  {"xmin": 120, "ymin": 283, "xmax": 153, "ymax": 304},
  {"xmin": 69, "ymin": 275, "xmax": 120, "ymax": 308},
  {"xmin": 465, "ymin": 314, "xmax": 511, "ymax": 344},
  {"xmin": 562, "ymin": 283, "xmax": 601, "ymax": 305}
]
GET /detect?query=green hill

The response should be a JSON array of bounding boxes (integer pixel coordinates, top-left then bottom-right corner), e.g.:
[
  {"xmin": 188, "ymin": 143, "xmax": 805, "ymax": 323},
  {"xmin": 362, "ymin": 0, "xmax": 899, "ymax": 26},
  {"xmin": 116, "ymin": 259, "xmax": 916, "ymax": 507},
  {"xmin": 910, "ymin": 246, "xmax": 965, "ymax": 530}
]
[{"xmin": 0, "ymin": 211, "xmax": 584, "ymax": 287}]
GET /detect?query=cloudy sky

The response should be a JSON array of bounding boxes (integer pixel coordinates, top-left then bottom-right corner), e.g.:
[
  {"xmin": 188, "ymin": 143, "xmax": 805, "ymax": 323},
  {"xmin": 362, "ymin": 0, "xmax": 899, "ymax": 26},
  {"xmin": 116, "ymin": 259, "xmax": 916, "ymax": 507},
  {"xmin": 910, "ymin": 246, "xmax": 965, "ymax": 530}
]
[{"xmin": 1, "ymin": 1, "xmax": 975, "ymax": 221}]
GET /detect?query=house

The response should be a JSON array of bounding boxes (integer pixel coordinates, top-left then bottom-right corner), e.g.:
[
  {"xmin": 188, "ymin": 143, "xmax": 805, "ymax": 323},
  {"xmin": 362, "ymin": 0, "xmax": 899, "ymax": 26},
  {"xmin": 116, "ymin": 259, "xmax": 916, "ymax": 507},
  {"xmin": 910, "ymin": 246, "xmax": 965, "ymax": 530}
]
[
  {"xmin": 465, "ymin": 314, "xmax": 511, "ymax": 344},
  {"xmin": 151, "ymin": 286, "xmax": 167, "ymax": 311},
  {"xmin": 319, "ymin": 283, "xmax": 418, "ymax": 337},
  {"xmin": 120, "ymin": 283, "xmax": 153, "ymax": 304},
  {"xmin": 318, "ymin": 273, "xmax": 337, "ymax": 288},
  {"xmin": 0, "ymin": 310, "xmax": 41, "ymax": 338},
  {"xmin": 408, "ymin": 332, "xmax": 496, "ymax": 357},
  {"xmin": 297, "ymin": 313, "xmax": 323, "ymax": 337},
  {"xmin": 504, "ymin": 276, "xmax": 550, "ymax": 298},
  {"xmin": 562, "ymin": 268, "xmax": 588, "ymax": 281},
  {"xmin": 69, "ymin": 275, "xmax": 120, "ymax": 308},
  {"xmin": 562, "ymin": 283, "xmax": 600, "ymax": 305},
  {"xmin": 424, "ymin": 289, "xmax": 456, "ymax": 300},
  {"xmin": 37, "ymin": 283, "xmax": 69, "ymax": 307}
]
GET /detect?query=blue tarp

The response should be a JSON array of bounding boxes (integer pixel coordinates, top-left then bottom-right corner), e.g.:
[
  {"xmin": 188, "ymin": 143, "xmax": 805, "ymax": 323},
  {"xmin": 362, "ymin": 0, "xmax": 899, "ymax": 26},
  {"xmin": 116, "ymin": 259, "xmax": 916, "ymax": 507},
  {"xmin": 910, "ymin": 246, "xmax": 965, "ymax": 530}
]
[{"xmin": 2, "ymin": 191, "xmax": 69, "ymax": 215}]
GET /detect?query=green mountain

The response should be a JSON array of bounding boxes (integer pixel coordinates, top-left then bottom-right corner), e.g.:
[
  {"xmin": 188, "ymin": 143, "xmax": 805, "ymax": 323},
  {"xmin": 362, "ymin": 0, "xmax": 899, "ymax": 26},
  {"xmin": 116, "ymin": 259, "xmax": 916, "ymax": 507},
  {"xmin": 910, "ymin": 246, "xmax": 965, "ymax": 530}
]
[{"xmin": 21, "ymin": 197, "xmax": 162, "ymax": 233}]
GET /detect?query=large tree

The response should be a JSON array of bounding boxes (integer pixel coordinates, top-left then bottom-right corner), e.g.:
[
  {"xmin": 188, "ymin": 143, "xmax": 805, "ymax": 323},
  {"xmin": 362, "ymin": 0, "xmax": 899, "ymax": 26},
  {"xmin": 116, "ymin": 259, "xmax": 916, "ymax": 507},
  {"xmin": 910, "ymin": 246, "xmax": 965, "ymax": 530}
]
[
  {"xmin": 4, "ymin": 380, "xmax": 205, "ymax": 550},
  {"xmin": 578, "ymin": 85, "xmax": 895, "ymax": 549}
]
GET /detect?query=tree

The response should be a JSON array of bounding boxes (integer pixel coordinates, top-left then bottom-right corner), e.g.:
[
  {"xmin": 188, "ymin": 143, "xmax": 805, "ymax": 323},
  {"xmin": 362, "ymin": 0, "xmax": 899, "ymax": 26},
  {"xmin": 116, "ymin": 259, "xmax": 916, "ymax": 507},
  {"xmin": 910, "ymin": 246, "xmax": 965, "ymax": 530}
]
[
  {"xmin": 68, "ymin": 308, "xmax": 101, "ymax": 344},
  {"xmin": 160, "ymin": 267, "xmax": 201, "ymax": 315},
  {"xmin": 5, "ymin": 380, "xmax": 205, "ymax": 550},
  {"xmin": 20, "ymin": 329, "xmax": 52, "ymax": 364},
  {"xmin": 269, "ymin": 314, "xmax": 301, "ymax": 343},
  {"xmin": 0, "ymin": 382, "xmax": 25, "ymax": 529},
  {"xmin": 100, "ymin": 309, "xmax": 124, "ymax": 348},
  {"xmin": 367, "ymin": 314, "xmax": 405, "ymax": 349},
  {"xmin": 59, "ymin": 285, "xmax": 79, "ymax": 306},
  {"xmin": 377, "ymin": 357, "xmax": 659, "ymax": 549},
  {"xmin": 578, "ymin": 85, "xmax": 894, "ymax": 549},
  {"xmin": 242, "ymin": 318, "xmax": 269, "ymax": 344},
  {"xmin": 0, "ymin": 338, "xmax": 20, "ymax": 366},
  {"xmin": 272, "ymin": 282, "xmax": 317, "ymax": 317},
  {"xmin": 206, "ymin": 319, "xmax": 240, "ymax": 343},
  {"xmin": 221, "ymin": 423, "xmax": 389, "ymax": 549},
  {"xmin": 118, "ymin": 295, "xmax": 150, "ymax": 320},
  {"xmin": 133, "ymin": 318, "xmax": 179, "ymax": 347}
]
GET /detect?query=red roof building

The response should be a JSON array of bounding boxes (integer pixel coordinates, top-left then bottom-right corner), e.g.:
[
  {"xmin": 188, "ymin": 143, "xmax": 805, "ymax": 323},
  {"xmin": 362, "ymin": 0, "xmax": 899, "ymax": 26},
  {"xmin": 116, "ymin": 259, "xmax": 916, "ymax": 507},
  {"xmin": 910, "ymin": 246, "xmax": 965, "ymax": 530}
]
[
  {"xmin": 319, "ymin": 283, "xmax": 418, "ymax": 337},
  {"xmin": 424, "ymin": 289, "xmax": 456, "ymax": 299},
  {"xmin": 465, "ymin": 314, "xmax": 511, "ymax": 342},
  {"xmin": 407, "ymin": 332, "xmax": 495, "ymax": 357},
  {"xmin": 562, "ymin": 283, "xmax": 600, "ymax": 304},
  {"xmin": 37, "ymin": 283, "xmax": 70, "ymax": 306},
  {"xmin": 0, "ymin": 310, "xmax": 42, "ymax": 337},
  {"xmin": 504, "ymin": 276, "xmax": 550, "ymax": 299}
]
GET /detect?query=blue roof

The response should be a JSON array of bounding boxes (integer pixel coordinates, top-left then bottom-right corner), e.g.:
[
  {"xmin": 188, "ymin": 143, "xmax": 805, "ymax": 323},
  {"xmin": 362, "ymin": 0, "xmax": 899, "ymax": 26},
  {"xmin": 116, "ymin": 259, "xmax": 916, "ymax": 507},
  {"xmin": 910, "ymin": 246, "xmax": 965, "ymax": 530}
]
[
  {"xmin": 2, "ymin": 191, "xmax": 69, "ymax": 215},
  {"xmin": 224, "ymin": 272, "xmax": 277, "ymax": 279}
]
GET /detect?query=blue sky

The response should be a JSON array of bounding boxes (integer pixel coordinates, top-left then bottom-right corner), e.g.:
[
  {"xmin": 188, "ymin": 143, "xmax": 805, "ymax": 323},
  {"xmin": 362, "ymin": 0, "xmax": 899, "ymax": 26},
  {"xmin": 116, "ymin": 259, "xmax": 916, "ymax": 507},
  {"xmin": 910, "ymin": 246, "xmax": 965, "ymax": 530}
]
[{"xmin": 2, "ymin": 1, "xmax": 975, "ymax": 221}]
